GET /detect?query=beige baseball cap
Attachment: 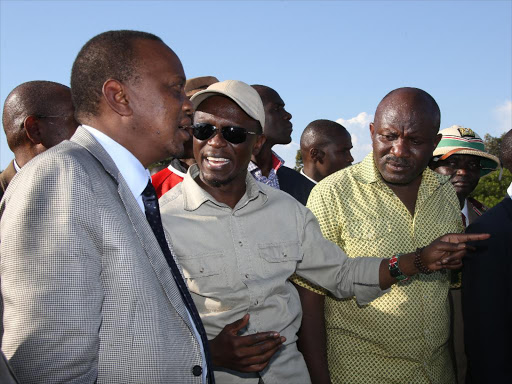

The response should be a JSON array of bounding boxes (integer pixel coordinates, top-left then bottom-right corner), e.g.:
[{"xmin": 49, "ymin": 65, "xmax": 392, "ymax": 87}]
[{"xmin": 190, "ymin": 80, "xmax": 265, "ymax": 131}]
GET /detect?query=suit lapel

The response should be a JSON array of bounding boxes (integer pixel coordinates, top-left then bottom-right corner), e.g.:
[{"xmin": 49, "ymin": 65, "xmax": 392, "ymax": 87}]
[{"xmin": 71, "ymin": 126, "xmax": 195, "ymax": 330}]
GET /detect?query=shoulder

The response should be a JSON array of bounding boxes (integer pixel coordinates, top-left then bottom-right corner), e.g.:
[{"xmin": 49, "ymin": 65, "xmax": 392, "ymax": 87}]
[
  {"xmin": 467, "ymin": 197, "xmax": 512, "ymax": 234},
  {"xmin": 159, "ymin": 182, "xmax": 185, "ymax": 210}
]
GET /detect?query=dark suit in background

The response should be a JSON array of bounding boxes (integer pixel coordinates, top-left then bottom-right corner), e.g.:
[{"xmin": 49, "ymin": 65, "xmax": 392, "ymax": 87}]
[
  {"xmin": 462, "ymin": 196, "xmax": 512, "ymax": 383},
  {"xmin": 277, "ymin": 166, "xmax": 315, "ymax": 205},
  {"xmin": 0, "ymin": 161, "xmax": 16, "ymax": 201}
]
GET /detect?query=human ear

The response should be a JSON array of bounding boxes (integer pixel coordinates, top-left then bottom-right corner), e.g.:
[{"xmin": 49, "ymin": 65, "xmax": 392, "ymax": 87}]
[
  {"xmin": 103, "ymin": 79, "xmax": 132, "ymax": 116},
  {"xmin": 311, "ymin": 148, "xmax": 324, "ymax": 162},
  {"xmin": 24, "ymin": 115, "xmax": 43, "ymax": 144},
  {"xmin": 252, "ymin": 135, "xmax": 267, "ymax": 156}
]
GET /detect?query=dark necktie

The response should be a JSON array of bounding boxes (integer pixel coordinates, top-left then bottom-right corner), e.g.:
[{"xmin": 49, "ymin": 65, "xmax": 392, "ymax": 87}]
[
  {"xmin": 461, "ymin": 212, "xmax": 467, "ymax": 228},
  {"xmin": 141, "ymin": 181, "xmax": 214, "ymax": 383}
]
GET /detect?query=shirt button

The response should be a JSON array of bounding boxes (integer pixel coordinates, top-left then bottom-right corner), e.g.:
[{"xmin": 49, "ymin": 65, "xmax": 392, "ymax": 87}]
[
  {"xmin": 239, "ymin": 241, "xmax": 243, "ymax": 247},
  {"xmin": 255, "ymin": 300, "xmax": 259, "ymax": 305},
  {"xmin": 245, "ymin": 274, "xmax": 249, "ymax": 279},
  {"xmin": 199, "ymin": 267, "xmax": 204, "ymax": 273},
  {"xmin": 192, "ymin": 365, "xmax": 202, "ymax": 376},
  {"xmin": 282, "ymin": 252, "xmax": 287, "ymax": 257}
]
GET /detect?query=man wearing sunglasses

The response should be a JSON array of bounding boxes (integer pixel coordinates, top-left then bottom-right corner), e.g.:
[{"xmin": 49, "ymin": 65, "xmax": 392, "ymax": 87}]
[
  {"xmin": 429, "ymin": 125, "xmax": 499, "ymax": 384},
  {"xmin": 159, "ymin": 80, "xmax": 488, "ymax": 384},
  {"xmin": 0, "ymin": 80, "xmax": 78, "ymax": 201}
]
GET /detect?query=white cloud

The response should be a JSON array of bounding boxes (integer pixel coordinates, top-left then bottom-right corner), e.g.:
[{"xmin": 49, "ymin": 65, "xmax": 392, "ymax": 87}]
[
  {"xmin": 336, "ymin": 112, "xmax": 374, "ymax": 163},
  {"xmin": 494, "ymin": 100, "xmax": 512, "ymax": 134},
  {"xmin": 273, "ymin": 140, "xmax": 300, "ymax": 169}
]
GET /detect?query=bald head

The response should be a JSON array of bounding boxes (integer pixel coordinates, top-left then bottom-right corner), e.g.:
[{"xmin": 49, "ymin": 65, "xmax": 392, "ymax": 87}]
[
  {"xmin": 2, "ymin": 80, "xmax": 78, "ymax": 166},
  {"xmin": 374, "ymin": 87, "xmax": 441, "ymax": 133},
  {"xmin": 500, "ymin": 129, "xmax": 512, "ymax": 172},
  {"xmin": 300, "ymin": 119, "xmax": 353, "ymax": 182}
]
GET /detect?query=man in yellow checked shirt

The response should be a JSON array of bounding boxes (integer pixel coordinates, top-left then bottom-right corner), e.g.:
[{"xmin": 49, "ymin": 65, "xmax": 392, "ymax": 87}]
[{"xmin": 294, "ymin": 87, "xmax": 467, "ymax": 383}]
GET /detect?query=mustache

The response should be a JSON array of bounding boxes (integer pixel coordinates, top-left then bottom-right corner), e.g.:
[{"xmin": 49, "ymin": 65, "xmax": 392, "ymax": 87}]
[{"xmin": 384, "ymin": 156, "xmax": 410, "ymax": 167}]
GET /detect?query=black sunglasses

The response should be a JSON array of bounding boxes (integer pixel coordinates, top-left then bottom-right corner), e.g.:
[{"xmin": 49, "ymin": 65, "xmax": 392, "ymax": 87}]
[{"xmin": 192, "ymin": 123, "xmax": 258, "ymax": 144}]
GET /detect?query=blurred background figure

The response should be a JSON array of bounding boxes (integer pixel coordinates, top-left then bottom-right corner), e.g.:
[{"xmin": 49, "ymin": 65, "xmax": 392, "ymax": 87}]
[
  {"xmin": 429, "ymin": 124, "xmax": 499, "ymax": 384},
  {"xmin": 0, "ymin": 81, "xmax": 78, "ymax": 199},
  {"xmin": 250, "ymin": 84, "xmax": 314, "ymax": 205},
  {"xmin": 152, "ymin": 76, "xmax": 219, "ymax": 198},
  {"xmin": 462, "ymin": 128, "xmax": 512, "ymax": 384},
  {"xmin": 300, "ymin": 119, "xmax": 353, "ymax": 184}
]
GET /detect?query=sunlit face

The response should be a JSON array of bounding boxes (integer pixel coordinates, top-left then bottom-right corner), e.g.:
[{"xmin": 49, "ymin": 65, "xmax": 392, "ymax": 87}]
[
  {"xmin": 260, "ymin": 88, "xmax": 293, "ymax": 145},
  {"xmin": 193, "ymin": 96, "xmax": 263, "ymax": 188},
  {"xmin": 430, "ymin": 154, "xmax": 481, "ymax": 200},
  {"xmin": 317, "ymin": 132, "xmax": 353, "ymax": 179},
  {"xmin": 370, "ymin": 110, "xmax": 440, "ymax": 185},
  {"xmin": 125, "ymin": 39, "xmax": 191, "ymax": 165}
]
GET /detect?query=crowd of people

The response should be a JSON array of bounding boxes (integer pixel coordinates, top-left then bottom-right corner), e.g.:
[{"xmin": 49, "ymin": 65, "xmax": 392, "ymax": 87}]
[{"xmin": 0, "ymin": 29, "xmax": 509, "ymax": 384}]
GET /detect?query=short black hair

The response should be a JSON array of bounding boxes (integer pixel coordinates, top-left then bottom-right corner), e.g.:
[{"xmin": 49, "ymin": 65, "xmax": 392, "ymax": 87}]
[
  {"xmin": 300, "ymin": 119, "xmax": 349, "ymax": 151},
  {"xmin": 71, "ymin": 30, "xmax": 162, "ymax": 121},
  {"xmin": 2, "ymin": 80, "xmax": 70, "ymax": 150}
]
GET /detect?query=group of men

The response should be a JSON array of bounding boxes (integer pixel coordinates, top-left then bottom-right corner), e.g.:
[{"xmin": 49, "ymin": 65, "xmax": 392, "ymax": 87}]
[{"xmin": 0, "ymin": 29, "xmax": 508, "ymax": 384}]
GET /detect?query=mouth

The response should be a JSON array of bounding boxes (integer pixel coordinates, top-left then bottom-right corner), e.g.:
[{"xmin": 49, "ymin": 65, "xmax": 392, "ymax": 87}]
[
  {"xmin": 386, "ymin": 161, "xmax": 410, "ymax": 172},
  {"xmin": 204, "ymin": 155, "xmax": 232, "ymax": 169}
]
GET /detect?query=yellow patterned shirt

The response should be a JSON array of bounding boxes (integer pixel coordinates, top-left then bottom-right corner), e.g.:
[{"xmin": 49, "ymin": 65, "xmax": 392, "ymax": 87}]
[{"xmin": 293, "ymin": 153, "xmax": 463, "ymax": 384}]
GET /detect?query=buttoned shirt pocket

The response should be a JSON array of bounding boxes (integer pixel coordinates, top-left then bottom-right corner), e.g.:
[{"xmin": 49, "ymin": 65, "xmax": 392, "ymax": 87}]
[
  {"xmin": 258, "ymin": 241, "xmax": 303, "ymax": 278},
  {"xmin": 181, "ymin": 253, "xmax": 224, "ymax": 278},
  {"xmin": 343, "ymin": 219, "xmax": 391, "ymax": 256}
]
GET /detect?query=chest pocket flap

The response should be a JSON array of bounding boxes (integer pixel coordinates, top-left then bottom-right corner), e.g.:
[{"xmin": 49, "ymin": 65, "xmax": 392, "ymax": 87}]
[
  {"xmin": 258, "ymin": 241, "xmax": 303, "ymax": 263},
  {"xmin": 181, "ymin": 253, "xmax": 223, "ymax": 278}
]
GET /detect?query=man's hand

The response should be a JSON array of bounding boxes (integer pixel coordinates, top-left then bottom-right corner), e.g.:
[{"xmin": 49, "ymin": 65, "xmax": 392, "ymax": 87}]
[
  {"xmin": 421, "ymin": 233, "xmax": 491, "ymax": 271},
  {"xmin": 379, "ymin": 233, "xmax": 490, "ymax": 289},
  {"xmin": 209, "ymin": 314, "xmax": 286, "ymax": 372}
]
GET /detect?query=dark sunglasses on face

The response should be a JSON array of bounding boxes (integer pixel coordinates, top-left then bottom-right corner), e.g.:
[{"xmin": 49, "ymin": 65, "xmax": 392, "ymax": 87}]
[{"xmin": 192, "ymin": 123, "xmax": 258, "ymax": 144}]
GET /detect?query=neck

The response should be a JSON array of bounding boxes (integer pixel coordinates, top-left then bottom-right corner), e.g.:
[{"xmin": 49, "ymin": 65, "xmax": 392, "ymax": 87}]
[
  {"xmin": 195, "ymin": 174, "xmax": 247, "ymax": 209},
  {"xmin": 384, "ymin": 176, "xmax": 422, "ymax": 216},
  {"xmin": 302, "ymin": 164, "xmax": 321, "ymax": 182},
  {"xmin": 180, "ymin": 158, "xmax": 196, "ymax": 170},
  {"xmin": 458, "ymin": 195, "xmax": 467, "ymax": 209},
  {"xmin": 251, "ymin": 142, "xmax": 274, "ymax": 177}
]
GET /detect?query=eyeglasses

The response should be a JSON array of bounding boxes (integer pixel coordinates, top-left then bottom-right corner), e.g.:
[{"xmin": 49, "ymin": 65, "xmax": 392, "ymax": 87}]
[{"xmin": 192, "ymin": 123, "xmax": 259, "ymax": 144}]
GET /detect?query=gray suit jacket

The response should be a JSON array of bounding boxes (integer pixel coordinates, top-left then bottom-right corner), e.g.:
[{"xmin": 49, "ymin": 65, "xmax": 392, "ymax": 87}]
[{"xmin": 0, "ymin": 127, "xmax": 206, "ymax": 383}]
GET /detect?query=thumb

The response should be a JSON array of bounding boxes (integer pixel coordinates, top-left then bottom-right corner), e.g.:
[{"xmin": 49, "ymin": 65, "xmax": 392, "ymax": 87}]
[{"xmin": 226, "ymin": 314, "xmax": 250, "ymax": 335}]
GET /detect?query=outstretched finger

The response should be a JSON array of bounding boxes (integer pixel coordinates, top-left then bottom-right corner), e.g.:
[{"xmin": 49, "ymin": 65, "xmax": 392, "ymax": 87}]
[
  {"xmin": 437, "ymin": 249, "xmax": 466, "ymax": 266},
  {"xmin": 238, "ymin": 331, "xmax": 282, "ymax": 346},
  {"xmin": 442, "ymin": 233, "xmax": 490, "ymax": 243}
]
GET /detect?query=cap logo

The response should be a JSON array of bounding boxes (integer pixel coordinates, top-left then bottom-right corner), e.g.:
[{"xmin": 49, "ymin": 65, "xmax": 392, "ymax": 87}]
[{"xmin": 457, "ymin": 127, "xmax": 475, "ymax": 138}]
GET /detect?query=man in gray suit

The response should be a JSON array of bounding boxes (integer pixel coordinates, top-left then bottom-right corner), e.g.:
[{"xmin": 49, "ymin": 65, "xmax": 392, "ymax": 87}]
[{"xmin": 1, "ymin": 30, "xmax": 213, "ymax": 383}]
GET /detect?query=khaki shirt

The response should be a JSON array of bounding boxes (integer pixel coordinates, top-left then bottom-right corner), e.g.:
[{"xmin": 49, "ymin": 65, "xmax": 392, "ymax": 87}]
[{"xmin": 159, "ymin": 165, "xmax": 386, "ymax": 384}]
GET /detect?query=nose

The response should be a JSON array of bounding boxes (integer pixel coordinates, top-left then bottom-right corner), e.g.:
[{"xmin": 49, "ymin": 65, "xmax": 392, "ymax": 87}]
[
  {"xmin": 390, "ymin": 138, "xmax": 410, "ymax": 158},
  {"xmin": 284, "ymin": 109, "xmax": 292, "ymax": 121},
  {"xmin": 182, "ymin": 98, "xmax": 194, "ymax": 121},
  {"xmin": 207, "ymin": 129, "xmax": 228, "ymax": 148}
]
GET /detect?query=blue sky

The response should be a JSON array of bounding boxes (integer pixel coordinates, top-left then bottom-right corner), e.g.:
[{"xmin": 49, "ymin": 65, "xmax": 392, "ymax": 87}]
[{"xmin": 1, "ymin": 0, "xmax": 511, "ymax": 169}]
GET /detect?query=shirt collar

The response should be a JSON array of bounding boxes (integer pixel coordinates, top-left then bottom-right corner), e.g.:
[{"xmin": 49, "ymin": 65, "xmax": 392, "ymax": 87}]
[
  {"xmin": 507, "ymin": 182, "xmax": 512, "ymax": 198},
  {"xmin": 13, "ymin": 159, "xmax": 21, "ymax": 172},
  {"xmin": 182, "ymin": 164, "xmax": 267, "ymax": 211},
  {"xmin": 353, "ymin": 152, "xmax": 449, "ymax": 198},
  {"xmin": 82, "ymin": 125, "xmax": 150, "ymax": 202},
  {"xmin": 248, "ymin": 150, "xmax": 284, "ymax": 173},
  {"xmin": 300, "ymin": 169, "xmax": 318, "ymax": 184}
]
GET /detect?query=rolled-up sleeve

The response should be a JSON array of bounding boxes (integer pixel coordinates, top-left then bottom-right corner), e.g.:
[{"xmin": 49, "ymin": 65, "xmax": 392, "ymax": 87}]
[{"xmin": 295, "ymin": 208, "xmax": 388, "ymax": 306}]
